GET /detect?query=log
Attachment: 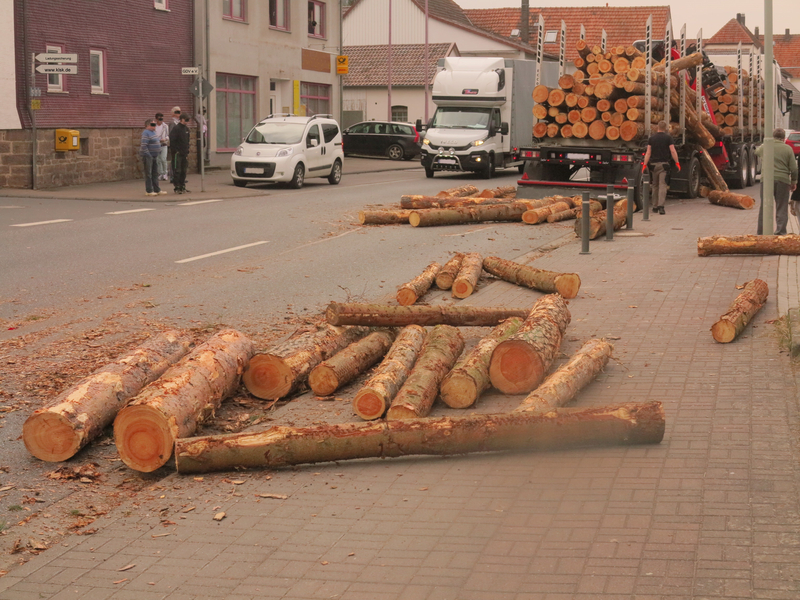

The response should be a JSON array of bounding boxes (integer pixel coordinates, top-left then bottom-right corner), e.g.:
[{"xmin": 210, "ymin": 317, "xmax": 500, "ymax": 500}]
[
  {"xmin": 576, "ymin": 39, "xmax": 592, "ymax": 59},
  {"xmin": 710, "ymin": 279, "xmax": 769, "ymax": 343},
  {"xmin": 625, "ymin": 45, "xmax": 644, "ymax": 59},
  {"xmin": 546, "ymin": 208, "xmax": 579, "ymax": 222},
  {"xmin": 22, "ymin": 330, "xmax": 193, "ymax": 462},
  {"xmin": 352, "ymin": 325, "xmax": 426, "ymax": 420},
  {"xmin": 522, "ymin": 201, "xmax": 572, "ymax": 224},
  {"xmin": 558, "ymin": 74, "xmax": 575, "ymax": 90},
  {"xmin": 588, "ymin": 120, "xmax": 607, "ymax": 140},
  {"xmin": 627, "ymin": 95, "xmax": 664, "ymax": 110},
  {"xmin": 598, "ymin": 59, "xmax": 613, "ymax": 74},
  {"xmin": 113, "ymin": 329, "xmax": 255, "ymax": 472},
  {"xmin": 567, "ymin": 109, "xmax": 582, "ymax": 124},
  {"xmin": 581, "ymin": 107, "xmax": 598, "ymax": 123},
  {"xmin": 548, "ymin": 88, "xmax": 566, "ymax": 107},
  {"xmin": 326, "ymin": 302, "xmax": 532, "ymax": 327},
  {"xmin": 600, "ymin": 112, "xmax": 613, "ymax": 123},
  {"xmin": 619, "ymin": 120, "xmax": 645, "ymax": 141},
  {"xmin": 576, "ymin": 95, "xmax": 592, "ymax": 109},
  {"xmin": 435, "ymin": 253, "xmax": 465, "ymax": 290},
  {"xmin": 386, "ymin": 325, "xmax": 464, "ymax": 419},
  {"xmin": 574, "ymin": 198, "xmax": 627, "ymax": 239},
  {"xmin": 613, "ymin": 57, "xmax": 630, "ymax": 73},
  {"xmin": 532, "ymin": 104, "xmax": 549, "ymax": 120},
  {"xmin": 554, "ymin": 112, "xmax": 568, "ymax": 125},
  {"xmin": 653, "ymin": 52, "xmax": 703, "ymax": 73},
  {"xmin": 572, "ymin": 121, "xmax": 589, "ymax": 138},
  {"xmin": 697, "ymin": 149, "xmax": 729, "ymax": 192},
  {"xmin": 571, "ymin": 81, "xmax": 586, "ymax": 95},
  {"xmin": 702, "ymin": 187, "xmax": 755, "ymax": 209},
  {"xmin": 547, "ymin": 106, "xmax": 561, "ymax": 118},
  {"xmin": 630, "ymin": 56, "xmax": 646, "ymax": 70},
  {"xmin": 533, "ymin": 122, "xmax": 548, "ymax": 138},
  {"xmin": 489, "ymin": 295, "xmax": 571, "ymax": 395},
  {"xmin": 532, "ymin": 85, "xmax": 554, "ymax": 104},
  {"xmin": 596, "ymin": 99, "xmax": 612, "ymax": 112},
  {"xmin": 440, "ymin": 318, "xmax": 524, "ymax": 408},
  {"xmin": 593, "ymin": 80, "xmax": 616, "ymax": 100},
  {"xmin": 514, "ymin": 338, "xmax": 613, "ymax": 412},
  {"xmin": 174, "ymin": 401, "xmax": 666, "ymax": 473},
  {"xmin": 408, "ymin": 203, "xmax": 529, "ymax": 227},
  {"xmin": 697, "ymin": 235, "xmax": 800, "ymax": 257},
  {"xmin": 452, "ymin": 252, "xmax": 483, "ymax": 299},
  {"xmin": 436, "ymin": 184, "xmax": 479, "ymax": 197},
  {"xmin": 483, "ymin": 256, "xmax": 581, "ymax": 299},
  {"xmin": 397, "ymin": 261, "xmax": 441, "ymax": 306},
  {"xmin": 609, "ymin": 112, "xmax": 625, "ymax": 127},
  {"xmin": 605, "ymin": 125, "xmax": 620, "ymax": 141},
  {"xmin": 359, "ymin": 210, "xmax": 412, "ymax": 225},
  {"xmin": 308, "ymin": 329, "xmax": 396, "ymax": 396},
  {"xmin": 546, "ymin": 123, "xmax": 560, "ymax": 137},
  {"xmin": 561, "ymin": 124, "xmax": 574, "ymax": 138},
  {"xmin": 243, "ymin": 325, "xmax": 369, "ymax": 400},
  {"xmin": 400, "ymin": 194, "xmax": 515, "ymax": 209}
]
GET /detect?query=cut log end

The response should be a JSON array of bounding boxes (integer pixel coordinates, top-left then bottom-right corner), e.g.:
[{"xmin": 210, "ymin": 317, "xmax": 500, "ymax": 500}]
[
  {"xmin": 114, "ymin": 405, "xmax": 174, "ymax": 473},
  {"xmin": 352, "ymin": 389, "xmax": 387, "ymax": 421},
  {"xmin": 396, "ymin": 288, "xmax": 418, "ymax": 306},
  {"xmin": 243, "ymin": 354, "xmax": 293, "ymax": 400},
  {"xmin": 452, "ymin": 280, "xmax": 474, "ymax": 299},
  {"xmin": 385, "ymin": 405, "xmax": 420, "ymax": 420},
  {"xmin": 711, "ymin": 320, "xmax": 737, "ymax": 343},
  {"xmin": 554, "ymin": 273, "xmax": 581, "ymax": 299},
  {"xmin": 23, "ymin": 412, "xmax": 82, "ymax": 462},
  {"xmin": 439, "ymin": 373, "xmax": 479, "ymax": 409},
  {"xmin": 308, "ymin": 365, "xmax": 339, "ymax": 397},
  {"xmin": 489, "ymin": 341, "xmax": 545, "ymax": 395}
]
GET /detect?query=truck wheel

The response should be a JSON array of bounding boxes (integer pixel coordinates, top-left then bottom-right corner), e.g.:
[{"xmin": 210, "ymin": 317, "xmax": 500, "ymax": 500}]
[
  {"xmin": 747, "ymin": 145, "xmax": 757, "ymax": 186},
  {"xmin": 683, "ymin": 157, "xmax": 701, "ymax": 199},
  {"xmin": 425, "ymin": 166, "xmax": 434, "ymax": 178},
  {"xmin": 730, "ymin": 149, "xmax": 748, "ymax": 189}
]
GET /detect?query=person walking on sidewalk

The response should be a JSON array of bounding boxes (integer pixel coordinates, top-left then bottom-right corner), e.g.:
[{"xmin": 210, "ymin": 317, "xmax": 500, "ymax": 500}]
[
  {"xmin": 154, "ymin": 113, "xmax": 170, "ymax": 181},
  {"xmin": 169, "ymin": 113, "xmax": 191, "ymax": 194},
  {"xmin": 140, "ymin": 119, "xmax": 166, "ymax": 196},
  {"xmin": 756, "ymin": 129, "xmax": 798, "ymax": 235},
  {"xmin": 642, "ymin": 120, "xmax": 680, "ymax": 215}
]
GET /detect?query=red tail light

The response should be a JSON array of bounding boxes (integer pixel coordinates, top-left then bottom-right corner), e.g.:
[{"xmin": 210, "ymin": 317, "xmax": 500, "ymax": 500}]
[{"xmin": 414, "ymin": 129, "xmax": 419, "ymax": 144}]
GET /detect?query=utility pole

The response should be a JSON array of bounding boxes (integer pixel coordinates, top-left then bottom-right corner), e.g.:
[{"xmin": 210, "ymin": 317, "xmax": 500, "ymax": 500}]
[{"xmin": 762, "ymin": 0, "xmax": 774, "ymax": 235}]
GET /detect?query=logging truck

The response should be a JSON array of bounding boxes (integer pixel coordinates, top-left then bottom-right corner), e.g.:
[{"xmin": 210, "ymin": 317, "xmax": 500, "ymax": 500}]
[
  {"xmin": 518, "ymin": 25, "xmax": 793, "ymax": 204},
  {"xmin": 419, "ymin": 57, "xmax": 542, "ymax": 179}
]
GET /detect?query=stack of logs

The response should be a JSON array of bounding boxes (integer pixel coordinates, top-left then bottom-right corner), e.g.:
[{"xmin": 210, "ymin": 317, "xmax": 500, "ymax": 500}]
[{"xmin": 709, "ymin": 66, "xmax": 764, "ymax": 137}]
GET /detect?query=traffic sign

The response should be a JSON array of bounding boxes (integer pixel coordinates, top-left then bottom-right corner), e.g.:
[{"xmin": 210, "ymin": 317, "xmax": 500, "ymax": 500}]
[
  {"xmin": 36, "ymin": 65, "xmax": 78, "ymax": 75},
  {"xmin": 182, "ymin": 67, "xmax": 199, "ymax": 75},
  {"xmin": 31, "ymin": 99, "xmax": 41, "ymax": 111},
  {"xmin": 30, "ymin": 87, "xmax": 42, "ymax": 97},
  {"xmin": 190, "ymin": 78, "xmax": 214, "ymax": 98},
  {"xmin": 35, "ymin": 53, "xmax": 78, "ymax": 64},
  {"xmin": 336, "ymin": 55, "xmax": 349, "ymax": 75}
]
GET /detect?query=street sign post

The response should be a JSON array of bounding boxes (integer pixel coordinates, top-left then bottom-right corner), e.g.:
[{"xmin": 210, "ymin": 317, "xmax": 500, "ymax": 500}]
[
  {"xmin": 35, "ymin": 65, "xmax": 78, "ymax": 75},
  {"xmin": 35, "ymin": 53, "xmax": 78, "ymax": 64},
  {"xmin": 190, "ymin": 78, "xmax": 214, "ymax": 98},
  {"xmin": 182, "ymin": 67, "xmax": 200, "ymax": 75}
]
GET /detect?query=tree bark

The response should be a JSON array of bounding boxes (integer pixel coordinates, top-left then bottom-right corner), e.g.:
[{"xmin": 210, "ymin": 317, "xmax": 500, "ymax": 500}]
[
  {"xmin": 386, "ymin": 325, "xmax": 464, "ymax": 419},
  {"xmin": 653, "ymin": 52, "xmax": 703, "ymax": 73},
  {"xmin": 408, "ymin": 203, "xmax": 529, "ymax": 227},
  {"xmin": 113, "ymin": 329, "xmax": 255, "ymax": 472},
  {"xmin": 435, "ymin": 253, "xmax": 465, "ymax": 290},
  {"xmin": 22, "ymin": 330, "xmax": 193, "ymax": 462},
  {"xmin": 440, "ymin": 318, "xmax": 523, "ymax": 409},
  {"xmin": 359, "ymin": 210, "xmax": 412, "ymax": 225},
  {"xmin": 573, "ymin": 198, "xmax": 628, "ymax": 239},
  {"xmin": 175, "ymin": 401, "xmax": 666, "ymax": 473},
  {"xmin": 352, "ymin": 325, "xmax": 426, "ymax": 420},
  {"xmin": 514, "ymin": 339, "xmax": 613, "ymax": 412},
  {"xmin": 397, "ymin": 261, "xmax": 441, "ymax": 306},
  {"xmin": 702, "ymin": 187, "xmax": 755, "ymax": 209},
  {"xmin": 326, "ymin": 302, "xmax": 533, "ymax": 327},
  {"xmin": 452, "ymin": 253, "xmax": 484, "ymax": 299},
  {"xmin": 308, "ymin": 330, "xmax": 397, "ymax": 397},
  {"xmin": 243, "ymin": 325, "xmax": 369, "ymax": 400},
  {"xmin": 697, "ymin": 235, "xmax": 800, "ymax": 256},
  {"xmin": 546, "ymin": 208, "xmax": 578, "ymax": 222},
  {"xmin": 522, "ymin": 201, "xmax": 572, "ymax": 224},
  {"xmin": 489, "ymin": 295, "xmax": 571, "ymax": 394},
  {"xmin": 711, "ymin": 279, "xmax": 769, "ymax": 343},
  {"xmin": 697, "ymin": 150, "xmax": 730, "ymax": 192},
  {"xmin": 436, "ymin": 184, "xmax": 479, "ymax": 197},
  {"xmin": 483, "ymin": 256, "xmax": 581, "ymax": 299}
]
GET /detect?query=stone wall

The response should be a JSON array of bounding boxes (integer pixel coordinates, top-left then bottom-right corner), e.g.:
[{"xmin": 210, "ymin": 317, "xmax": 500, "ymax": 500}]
[{"xmin": 0, "ymin": 127, "xmax": 198, "ymax": 189}]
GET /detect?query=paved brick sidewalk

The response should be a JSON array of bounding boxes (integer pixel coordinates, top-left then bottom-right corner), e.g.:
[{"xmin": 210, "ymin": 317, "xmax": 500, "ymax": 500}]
[{"xmin": 2, "ymin": 193, "xmax": 799, "ymax": 600}]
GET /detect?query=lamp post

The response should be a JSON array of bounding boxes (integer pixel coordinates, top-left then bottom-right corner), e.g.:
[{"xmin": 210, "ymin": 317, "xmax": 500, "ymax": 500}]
[{"xmin": 761, "ymin": 0, "xmax": 775, "ymax": 235}]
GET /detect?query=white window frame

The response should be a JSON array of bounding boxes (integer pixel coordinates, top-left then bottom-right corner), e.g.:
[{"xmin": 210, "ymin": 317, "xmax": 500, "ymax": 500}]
[
  {"xmin": 90, "ymin": 49, "xmax": 106, "ymax": 94},
  {"xmin": 544, "ymin": 30, "xmax": 558, "ymax": 43},
  {"xmin": 46, "ymin": 45, "xmax": 63, "ymax": 93},
  {"xmin": 308, "ymin": 1, "xmax": 325, "ymax": 38},
  {"xmin": 154, "ymin": 0, "xmax": 169, "ymax": 10},
  {"xmin": 269, "ymin": 0, "xmax": 289, "ymax": 30}
]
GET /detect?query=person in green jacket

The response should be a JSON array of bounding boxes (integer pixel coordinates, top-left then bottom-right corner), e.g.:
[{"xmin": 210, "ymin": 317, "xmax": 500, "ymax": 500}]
[{"xmin": 755, "ymin": 128, "xmax": 798, "ymax": 235}]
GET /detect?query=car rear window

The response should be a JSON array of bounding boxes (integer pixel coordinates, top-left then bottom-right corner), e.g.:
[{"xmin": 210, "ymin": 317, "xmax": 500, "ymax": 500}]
[
  {"xmin": 787, "ymin": 133, "xmax": 800, "ymax": 141},
  {"xmin": 322, "ymin": 123, "xmax": 340, "ymax": 143},
  {"xmin": 392, "ymin": 124, "xmax": 413, "ymax": 135}
]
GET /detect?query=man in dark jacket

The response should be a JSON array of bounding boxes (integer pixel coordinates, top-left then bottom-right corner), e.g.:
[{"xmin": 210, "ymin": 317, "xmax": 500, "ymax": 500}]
[{"xmin": 169, "ymin": 113, "xmax": 191, "ymax": 194}]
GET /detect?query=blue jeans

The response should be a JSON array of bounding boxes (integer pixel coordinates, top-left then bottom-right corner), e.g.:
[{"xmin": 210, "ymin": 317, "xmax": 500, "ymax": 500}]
[{"xmin": 142, "ymin": 155, "xmax": 160, "ymax": 194}]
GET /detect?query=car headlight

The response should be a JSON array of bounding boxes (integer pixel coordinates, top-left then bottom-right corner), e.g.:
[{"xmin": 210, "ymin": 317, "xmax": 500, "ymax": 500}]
[
  {"xmin": 276, "ymin": 147, "xmax": 293, "ymax": 158},
  {"xmin": 422, "ymin": 138, "xmax": 430, "ymax": 145},
  {"xmin": 471, "ymin": 139, "xmax": 485, "ymax": 147},
  {"xmin": 234, "ymin": 147, "xmax": 243, "ymax": 156}
]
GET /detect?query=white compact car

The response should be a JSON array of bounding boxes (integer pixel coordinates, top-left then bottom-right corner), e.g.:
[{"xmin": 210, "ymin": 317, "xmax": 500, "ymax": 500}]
[{"xmin": 231, "ymin": 114, "xmax": 343, "ymax": 189}]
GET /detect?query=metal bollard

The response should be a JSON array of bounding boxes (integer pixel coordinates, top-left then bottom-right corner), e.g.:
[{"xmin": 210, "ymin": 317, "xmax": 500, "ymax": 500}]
[
  {"xmin": 605, "ymin": 184, "xmax": 615, "ymax": 241},
  {"xmin": 626, "ymin": 184, "xmax": 634, "ymax": 230},
  {"xmin": 580, "ymin": 190, "xmax": 590, "ymax": 254},
  {"xmin": 642, "ymin": 178, "xmax": 651, "ymax": 221}
]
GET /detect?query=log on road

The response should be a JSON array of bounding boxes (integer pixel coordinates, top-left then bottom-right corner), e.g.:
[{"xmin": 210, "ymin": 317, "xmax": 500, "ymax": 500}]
[
  {"xmin": 489, "ymin": 295, "xmax": 571, "ymax": 394},
  {"xmin": 409, "ymin": 203, "xmax": 529, "ymax": 227},
  {"xmin": 436, "ymin": 184, "xmax": 479, "ymax": 197},
  {"xmin": 702, "ymin": 187, "xmax": 755, "ymax": 210},
  {"xmin": 522, "ymin": 201, "xmax": 572, "ymax": 224},
  {"xmin": 483, "ymin": 256, "xmax": 581, "ymax": 299},
  {"xmin": 400, "ymin": 194, "xmax": 514, "ymax": 209},
  {"xmin": 452, "ymin": 253, "xmax": 484, "ymax": 299},
  {"xmin": 697, "ymin": 235, "xmax": 800, "ymax": 256},
  {"xmin": 243, "ymin": 325, "xmax": 369, "ymax": 400},
  {"xmin": 711, "ymin": 279, "xmax": 769, "ymax": 343},
  {"xmin": 359, "ymin": 210, "xmax": 412, "ymax": 225},
  {"xmin": 397, "ymin": 261, "xmax": 441, "ymax": 306},
  {"xmin": 352, "ymin": 325, "xmax": 427, "ymax": 420},
  {"xmin": 514, "ymin": 338, "xmax": 613, "ymax": 412},
  {"xmin": 174, "ymin": 402, "xmax": 666, "ymax": 473},
  {"xmin": 326, "ymin": 302, "xmax": 533, "ymax": 327},
  {"xmin": 435, "ymin": 253, "xmax": 465, "ymax": 290},
  {"xmin": 23, "ymin": 330, "xmax": 194, "ymax": 462},
  {"xmin": 113, "ymin": 329, "xmax": 255, "ymax": 472}
]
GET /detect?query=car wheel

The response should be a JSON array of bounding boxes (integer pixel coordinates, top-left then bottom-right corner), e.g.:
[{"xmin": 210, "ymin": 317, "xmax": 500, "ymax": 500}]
[
  {"xmin": 387, "ymin": 144, "xmax": 404, "ymax": 161},
  {"xmin": 328, "ymin": 159, "xmax": 342, "ymax": 185},
  {"xmin": 425, "ymin": 166, "xmax": 435, "ymax": 178},
  {"xmin": 289, "ymin": 163, "xmax": 305, "ymax": 189},
  {"xmin": 233, "ymin": 180, "xmax": 248, "ymax": 188}
]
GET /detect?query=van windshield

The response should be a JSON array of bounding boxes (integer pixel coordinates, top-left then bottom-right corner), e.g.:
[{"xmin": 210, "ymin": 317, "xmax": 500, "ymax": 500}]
[
  {"xmin": 246, "ymin": 122, "xmax": 306, "ymax": 144},
  {"xmin": 431, "ymin": 107, "xmax": 491, "ymax": 130}
]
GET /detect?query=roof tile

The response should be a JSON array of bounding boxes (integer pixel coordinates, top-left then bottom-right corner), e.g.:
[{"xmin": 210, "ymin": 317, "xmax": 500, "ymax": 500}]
[{"xmin": 342, "ymin": 43, "xmax": 457, "ymax": 86}]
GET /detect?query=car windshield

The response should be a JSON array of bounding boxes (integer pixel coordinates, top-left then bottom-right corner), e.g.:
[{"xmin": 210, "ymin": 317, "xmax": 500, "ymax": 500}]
[
  {"xmin": 788, "ymin": 133, "xmax": 800, "ymax": 141},
  {"xmin": 430, "ymin": 107, "xmax": 491, "ymax": 130},
  {"xmin": 246, "ymin": 122, "xmax": 306, "ymax": 144}
]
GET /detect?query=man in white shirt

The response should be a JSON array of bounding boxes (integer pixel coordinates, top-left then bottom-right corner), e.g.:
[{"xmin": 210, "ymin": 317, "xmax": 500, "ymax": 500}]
[{"xmin": 153, "ymin": 113, "xmax": 170, "ymax": 181}]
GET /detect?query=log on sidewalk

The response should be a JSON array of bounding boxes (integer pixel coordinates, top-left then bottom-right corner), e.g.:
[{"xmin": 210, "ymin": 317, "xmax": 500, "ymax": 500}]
[
  {"xmin": 522, "ymin": 201, "xmax": 572, "ymax": 224},
  {"xmin": 697, "ymin": 235, "xmax": 800, "ymax": 256},
  {"xmin": 452, "ymin": 253, "xmax": 484, "ymax": 299},
  {"xmin": 326, "ymin": 302, "xmax": 533, "ymax": 327},
  {"xmin": 573, "ymin": 198, "xmax": 627, "ymax": 240},
  {"xmin": 409, "ymin": 203, "xmax": 529, "ymax": 227},
  {"xmin": 702, "ymin": 187, "xmax": 755, "ymax": 210},
  {"xmin": 308, "ymin": 329, "xmax": 397, "ymax": 396},
  {"xmin": 514, "ymin": 338, "xmax": 613, "ymax": 412},
  {"xmin": 440, "ymin": 318, "xmax": 523, "ymax": 408},
  {"xmin": 174, "ymin": 402, "xmax": 666, "ymax": 473},
  {"xmin": 711, "ymin": 279, "xmax": 769, "ymax": 343},
  {"xmin": 23, "ymin": 330, "xmax": 194, "ymax": 462},
  {"xmin": 435, "ymin": 253, "xmax": 465, "ymax": 290},
  {"xmin": 397, "ymin": 261, "xmax": 441, "ymax": 306},
  {"xmin": 385, "ymin": 325, "xmax": 464, "ymax": 419},
  {"xmin": 113, "ymin": 329, "xmax": 255, "ymax": 472},
  {"xmin": 243, "ymin": 325, "xmax": 369, "ymax": 400},
  {"xmin": 483, "ymin": 256, "xmax": 581, "ymax": 299},
  {"xmin": 352, "ymin": 325, "xmax": 426, "ymax": 420},
  {"xmin": 489, "ymin": 295, "xmax": 571, "ymax": 394},
  {"xmin": 359, "ymin": 210, "xmax": 412, "ymax": 225}
]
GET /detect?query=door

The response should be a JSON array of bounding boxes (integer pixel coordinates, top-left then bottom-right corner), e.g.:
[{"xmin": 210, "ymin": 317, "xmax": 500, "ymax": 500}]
[
  {"xmin": 304, "ymin": 124, "xmax": 325, "ymax": 174},
  {"xmin": 344, "ymin": 123, "xmax": 368, "ymax": 155}
]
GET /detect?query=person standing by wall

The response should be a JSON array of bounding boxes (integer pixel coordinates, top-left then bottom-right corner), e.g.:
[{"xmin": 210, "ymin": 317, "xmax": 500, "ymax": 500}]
[
  {"xmin": 169, "ymin": 113, "xmax": 191, "ymax": 194},
  {"xmin": 167, "ymin": 106, "xmax": 182, "ymax": 183},
  {"xmin": 790, "ymin": 152, "xmax": 800, "ymax": 230},
  {"xmin": 642, "ymin": 120, "xmax": 680, "ymax": 215},
  {"xmin": 154, "ymin": 113, "xmax": 170, "ymax": 181},
  {"xmin": 756, "ymin": 129, "xmax": 798, "ymax": 235},
  {"xmin": 140, "ymin": 119, "xmax": 165, "ymax": 196}
]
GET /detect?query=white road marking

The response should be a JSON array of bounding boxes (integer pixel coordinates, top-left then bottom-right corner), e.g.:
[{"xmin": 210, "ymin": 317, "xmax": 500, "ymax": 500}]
[
  {"xmin": 175, "ymin": 241, "xmax": 270, "ymax": 264},
  {"xmin": 178, "ymin": 199, "xmax": 223, "ymax": 206},
  {"xmin": 0, "ymin": 206, "xmax": 24, "ymax": 209},
  {"xmin": 440, "ymin": 226, "xmax": 494, "ymax": 237},
  {"xmin": 10, "ymin": 219, "xmax": 73, "ymax": 227},
  {"xmin": 279, "ymin": 228, "xmax": 360, "ymax": 255},
  {"xmin": 106, "ymin": 209, "xmax": 156, "ymax": 215}
]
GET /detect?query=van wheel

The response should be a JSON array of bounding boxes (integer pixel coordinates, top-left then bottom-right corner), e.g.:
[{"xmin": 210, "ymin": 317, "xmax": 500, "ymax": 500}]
[
  {"xmin": 387, "ymin": 144, "xmax": 404, "ymax": 161},
  {"xmin": 481, "ymin": 159, "xmax": 494, "ymax": 179},
  {"xmin": 233, "ymin": 180, "xmax": 248, "ymax": 188},
  {"xmin": 425, "ymin": 166, "xmax": 434, "ymax": 178},
  {"xmin": 289, "ymin": 163, "xmax": 305, "ymax": 189},
  {"xmin": 327, "ymin": 159, "xmax": 342, "ymax": 185}
]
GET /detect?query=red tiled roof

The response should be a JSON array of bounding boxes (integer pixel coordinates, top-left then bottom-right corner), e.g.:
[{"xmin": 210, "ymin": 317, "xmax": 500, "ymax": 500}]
[
  {"xmin": 464, "ymin": 6, "xmax": 673, "ymax": 62},
  {"xmin": 759, "ymin": 34, "xmax": 800, "ymax": 78},
  {"xmin": 342, "ymin": 43, "xmax": 458, "ymax": 86},
  {"xmin": 346, "ymin": 0, "xmax": 472, "ymax": 28},
  {"xmin": 707, "ymin": 18, "xmax": 761, "ymax": 47}
]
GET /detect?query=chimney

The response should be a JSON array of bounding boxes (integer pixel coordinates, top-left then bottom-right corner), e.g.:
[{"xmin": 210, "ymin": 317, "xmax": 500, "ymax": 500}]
[
  {"xmin": 736, "ymin": 13, "xmax": 745, "ymax": 26},
  {"xmin": 755, "ymin": 26, "xmax": 759, "ymax": 38},
  {"xmin": 786, "ymin": 28, "xmax": 792, "ymax": 42},
  {"xmin": 520, "ymin": 0, "xmax": 530, "ymax": 45}
]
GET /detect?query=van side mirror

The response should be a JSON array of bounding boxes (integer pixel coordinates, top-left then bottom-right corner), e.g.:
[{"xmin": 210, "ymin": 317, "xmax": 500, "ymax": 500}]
[
  {"xmin": 500, "ymin": 122, "xmax": 509, "ymax": 135},
  {"xmin": 488, "ymin": 124, "xmax": 496, "ymax": 137},
  {"xmin": 415, "ymin": 119, "xmax": 423, "ymax": 132},
  {"xmin": 309, "ymin": 138, "xmax": 319, "ymax": 147}
]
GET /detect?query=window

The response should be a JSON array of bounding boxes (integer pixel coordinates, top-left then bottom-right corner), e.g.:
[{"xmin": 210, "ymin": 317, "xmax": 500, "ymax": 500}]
[
  {"xmin": 216, "ymin": 73, "xmax": 257, "ymax": 151},
  {"xmin": 308, "ymin": 1, "xmax": 325, "ymax": 37},
  {"xmin": 544, "ymin": 30, "xmax": 558, "ymax": 43},
  {"xmin": 223, "ymin": 0, "xmax": 245, "ymax": 21},
  {"xmin": 306, "ymin": 124, "xmax": 320, "ymax": 147},
  {"xmin": 270, "ymin": 0, "xmax": 289, "ymax": 30},
  {"xmin": 321, "ymin": 123, "xmax": 340, "ymax": 143},
  {"xmin": 46, "ymin": 45, "xmax": 63, "ymax": 92},
  {"xmin": 154, "ymin": 0, "xmax": 168, "ymax": 10},
  {"xmin": 300, "ymin": 82, "xmax": 330, "ymax": 116},
  {"xmin": 391, "ymin": 105, "xmax": 408, "ymax": 122},
  {"xmin": 89, "ymin": 50, "xmax": 105, "ymax": 93}
]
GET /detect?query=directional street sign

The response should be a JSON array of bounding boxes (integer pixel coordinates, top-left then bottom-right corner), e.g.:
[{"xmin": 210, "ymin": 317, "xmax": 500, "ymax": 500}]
[
  {"xmin": 35, "ymin": 53, "xmax": 78, "ymax": 64},
  {"xmin": 35, "ymin": 65, "xmax": 78, "ymax": 75},
  {"xmin": 182, "ymin": 67, "xmax": 199, "ymax": 75},
  {"xmin": 190, "ymin": 78, "xmax": 214, "ymax": 98}
]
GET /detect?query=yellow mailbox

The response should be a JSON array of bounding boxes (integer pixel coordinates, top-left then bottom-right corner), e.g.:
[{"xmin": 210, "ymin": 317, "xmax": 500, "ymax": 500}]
[{"xmin": 55, "ymin": 129, "xmax": 80, "ymax": 151}]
